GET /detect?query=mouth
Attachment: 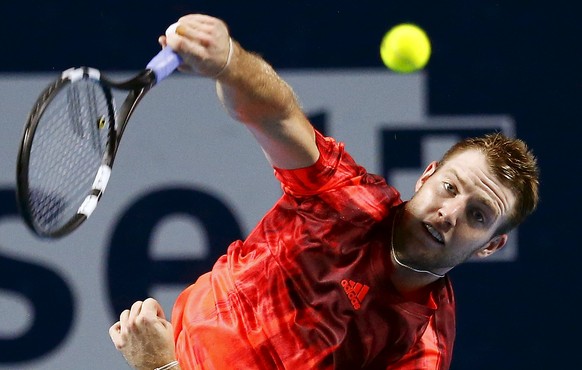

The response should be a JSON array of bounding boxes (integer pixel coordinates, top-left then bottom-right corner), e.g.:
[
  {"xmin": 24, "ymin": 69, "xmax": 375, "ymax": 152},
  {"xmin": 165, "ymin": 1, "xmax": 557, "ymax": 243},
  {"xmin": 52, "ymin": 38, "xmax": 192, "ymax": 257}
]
[{"xmin": 424, "ymin": 223, "xmax": 444, "ymax": 244}]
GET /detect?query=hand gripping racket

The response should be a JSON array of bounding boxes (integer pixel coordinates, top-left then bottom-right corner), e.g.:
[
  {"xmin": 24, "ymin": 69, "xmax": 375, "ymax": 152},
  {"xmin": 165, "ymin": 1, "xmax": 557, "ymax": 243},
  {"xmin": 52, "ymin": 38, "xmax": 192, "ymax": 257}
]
[{"xmin": 16, "ymin": 46, "xmax": 181, "ymax": 238}]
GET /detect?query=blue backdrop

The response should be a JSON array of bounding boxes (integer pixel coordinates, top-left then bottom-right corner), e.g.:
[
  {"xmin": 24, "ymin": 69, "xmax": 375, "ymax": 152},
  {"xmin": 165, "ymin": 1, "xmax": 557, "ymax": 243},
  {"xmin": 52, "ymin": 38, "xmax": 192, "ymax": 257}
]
[{"xmin": 1, "ymin": 1, "xmax": 579, "ymax": 369}]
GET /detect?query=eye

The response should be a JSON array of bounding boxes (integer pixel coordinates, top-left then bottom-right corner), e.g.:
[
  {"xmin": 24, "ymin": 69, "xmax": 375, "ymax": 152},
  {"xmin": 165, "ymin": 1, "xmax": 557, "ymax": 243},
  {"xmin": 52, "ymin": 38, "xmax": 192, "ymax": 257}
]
[
  {"xmin": 471, "ymin": 209, "xmax": 485, "ymax": 223},
  {"xmin": 443, "ymin": 182, "xmax": 456, "ymax": 194}
]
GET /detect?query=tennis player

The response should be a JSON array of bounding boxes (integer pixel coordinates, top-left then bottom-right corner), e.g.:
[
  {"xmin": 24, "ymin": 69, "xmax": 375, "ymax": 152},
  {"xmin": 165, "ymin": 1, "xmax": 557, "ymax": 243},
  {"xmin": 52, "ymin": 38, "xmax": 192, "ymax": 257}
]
[{"xmin": 109, "ymin": 14, "xmax": 539, "ymax": 370}]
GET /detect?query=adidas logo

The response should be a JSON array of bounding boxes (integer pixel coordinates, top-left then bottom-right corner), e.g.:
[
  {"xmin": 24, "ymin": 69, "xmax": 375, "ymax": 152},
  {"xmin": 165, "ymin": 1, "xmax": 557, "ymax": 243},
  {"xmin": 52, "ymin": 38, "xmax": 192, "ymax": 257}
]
[{"xmin": 341, "ymin": 279, "xmax": 370, "ymax": 310}]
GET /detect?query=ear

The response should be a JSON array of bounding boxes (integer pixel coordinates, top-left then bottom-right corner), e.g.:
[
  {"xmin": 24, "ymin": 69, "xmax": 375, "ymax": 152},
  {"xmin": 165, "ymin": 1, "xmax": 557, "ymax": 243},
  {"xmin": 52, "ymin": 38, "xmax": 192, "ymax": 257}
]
[
  {"xmin": 475, "ymin": 234, "xmax": 508, "ymax": 258},
  {"xmin": 415, "ymin": 161, "xmax": 439, "ymax": 192}
]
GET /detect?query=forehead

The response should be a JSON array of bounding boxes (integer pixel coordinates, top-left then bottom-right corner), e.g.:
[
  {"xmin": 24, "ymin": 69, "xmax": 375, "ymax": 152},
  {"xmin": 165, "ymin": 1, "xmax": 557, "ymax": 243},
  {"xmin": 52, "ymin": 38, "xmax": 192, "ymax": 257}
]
[{"xmin": 439, "ymin": 149, "xmax": 516, "ymax": 218}]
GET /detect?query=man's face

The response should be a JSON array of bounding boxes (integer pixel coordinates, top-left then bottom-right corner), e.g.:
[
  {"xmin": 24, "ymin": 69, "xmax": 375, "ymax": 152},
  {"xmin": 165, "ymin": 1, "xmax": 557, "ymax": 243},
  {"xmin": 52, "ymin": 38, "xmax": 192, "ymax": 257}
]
[{"xmin": 396, "ymin": 149, "xmax": 516, "ymax": 275}]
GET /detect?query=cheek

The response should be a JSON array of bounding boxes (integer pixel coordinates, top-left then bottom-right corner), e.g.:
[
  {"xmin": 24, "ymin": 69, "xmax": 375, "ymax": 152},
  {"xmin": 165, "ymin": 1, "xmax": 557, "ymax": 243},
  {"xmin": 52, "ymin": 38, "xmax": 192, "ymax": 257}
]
[
  {"xmin": 449, "ymin": 227, "xmax": 490, "ymax": 252},
  {"xmin": 410, "ymin": 186, "xmax": 438, "ymax": 210}
]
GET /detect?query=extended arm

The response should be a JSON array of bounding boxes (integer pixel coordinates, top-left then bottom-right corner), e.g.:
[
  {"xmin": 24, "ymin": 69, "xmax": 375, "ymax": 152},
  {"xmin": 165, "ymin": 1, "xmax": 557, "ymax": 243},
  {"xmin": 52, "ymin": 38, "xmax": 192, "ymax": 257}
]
[{"xmin": 163, "ymin": 14, "xmax": 319, "ymax": 169}]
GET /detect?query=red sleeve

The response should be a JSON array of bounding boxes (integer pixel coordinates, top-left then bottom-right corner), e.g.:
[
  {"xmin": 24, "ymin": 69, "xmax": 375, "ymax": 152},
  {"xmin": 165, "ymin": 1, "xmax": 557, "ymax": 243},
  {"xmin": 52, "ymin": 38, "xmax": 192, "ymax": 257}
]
[{"xmin": 274, "ymin": 130, "xmax": 367, "ymax": 197}]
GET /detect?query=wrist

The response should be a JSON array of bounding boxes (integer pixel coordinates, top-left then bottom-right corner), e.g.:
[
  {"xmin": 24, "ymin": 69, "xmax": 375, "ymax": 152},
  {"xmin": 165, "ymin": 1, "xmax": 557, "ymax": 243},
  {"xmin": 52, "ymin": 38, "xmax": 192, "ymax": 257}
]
[
  {"xmin": 213, "ymin": 37, "xmax": 234, "ymax": 78},
  {"xmin": 154, "ymin": 360, "xmax": 179, "ymax": 370}
]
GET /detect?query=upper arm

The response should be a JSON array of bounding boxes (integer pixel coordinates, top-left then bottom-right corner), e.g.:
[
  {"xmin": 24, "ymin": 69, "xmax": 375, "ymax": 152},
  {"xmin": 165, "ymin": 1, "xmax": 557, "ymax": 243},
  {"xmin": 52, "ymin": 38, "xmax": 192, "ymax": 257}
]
[{"xmin": 245, "ymin": 112, "xmax": 319, "ymax": 169}]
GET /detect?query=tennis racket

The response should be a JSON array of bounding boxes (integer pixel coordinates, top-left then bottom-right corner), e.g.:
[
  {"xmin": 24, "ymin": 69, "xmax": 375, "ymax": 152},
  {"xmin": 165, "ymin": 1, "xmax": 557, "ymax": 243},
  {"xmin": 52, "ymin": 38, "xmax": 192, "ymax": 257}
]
[{"xmin": 16, "ymin": 46, "xmax": 181, "ymax": 238}]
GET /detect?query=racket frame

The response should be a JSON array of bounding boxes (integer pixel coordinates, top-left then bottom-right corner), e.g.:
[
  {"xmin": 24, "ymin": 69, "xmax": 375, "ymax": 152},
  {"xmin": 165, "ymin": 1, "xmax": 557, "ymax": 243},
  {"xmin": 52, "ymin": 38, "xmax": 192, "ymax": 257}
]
[
  {"xmin": 16, "ymin": 47, "xmax": 179, "ymax": 238},
  {"xmin": 16, "ymin": 68, "xmax": 156, "ymax": 238}
]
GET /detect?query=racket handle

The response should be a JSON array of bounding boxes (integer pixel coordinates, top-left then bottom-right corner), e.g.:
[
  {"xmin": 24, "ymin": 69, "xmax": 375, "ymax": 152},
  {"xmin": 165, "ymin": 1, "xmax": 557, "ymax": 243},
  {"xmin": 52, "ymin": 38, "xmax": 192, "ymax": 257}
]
[{"xmin": 147, "ymin": 47, "xmax": 182, "ymax": 83}]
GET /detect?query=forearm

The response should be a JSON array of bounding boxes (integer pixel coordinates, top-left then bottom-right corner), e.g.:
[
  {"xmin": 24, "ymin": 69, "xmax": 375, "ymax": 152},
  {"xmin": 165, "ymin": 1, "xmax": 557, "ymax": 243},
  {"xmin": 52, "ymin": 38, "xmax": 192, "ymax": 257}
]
[{"xmin": 216, "ymin": 40, "xmax": 302, "ymax": 129}]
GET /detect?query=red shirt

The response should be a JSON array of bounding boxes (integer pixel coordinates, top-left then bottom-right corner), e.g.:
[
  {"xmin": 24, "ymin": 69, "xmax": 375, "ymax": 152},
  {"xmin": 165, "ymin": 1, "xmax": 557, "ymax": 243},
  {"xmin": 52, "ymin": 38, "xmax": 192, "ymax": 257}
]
[{"xmin": 172, "ymin": 131, "xmax": 456, "ymax": 369}]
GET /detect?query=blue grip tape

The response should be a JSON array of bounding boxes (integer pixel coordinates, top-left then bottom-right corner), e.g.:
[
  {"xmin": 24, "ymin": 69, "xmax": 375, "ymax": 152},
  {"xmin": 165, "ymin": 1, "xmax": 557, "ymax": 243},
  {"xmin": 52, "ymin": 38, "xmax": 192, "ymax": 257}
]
[{"xmin": 146, "ymin": 47, "xmax": 182, "ymax": 83}]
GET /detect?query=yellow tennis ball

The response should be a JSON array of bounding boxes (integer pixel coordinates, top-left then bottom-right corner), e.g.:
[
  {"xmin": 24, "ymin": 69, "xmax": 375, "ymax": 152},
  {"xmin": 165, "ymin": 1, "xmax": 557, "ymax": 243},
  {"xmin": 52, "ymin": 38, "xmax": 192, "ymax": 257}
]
[{"xmin": 380, "ymin": 23, "xmax": 431, "ymax": 73}]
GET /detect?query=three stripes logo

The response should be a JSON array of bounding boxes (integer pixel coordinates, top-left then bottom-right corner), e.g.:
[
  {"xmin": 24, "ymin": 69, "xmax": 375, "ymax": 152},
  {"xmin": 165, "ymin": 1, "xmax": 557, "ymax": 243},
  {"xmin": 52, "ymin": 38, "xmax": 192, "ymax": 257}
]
[{"xmin": 341, "ymin": 279, "xmax": 370, "ymax": 310}]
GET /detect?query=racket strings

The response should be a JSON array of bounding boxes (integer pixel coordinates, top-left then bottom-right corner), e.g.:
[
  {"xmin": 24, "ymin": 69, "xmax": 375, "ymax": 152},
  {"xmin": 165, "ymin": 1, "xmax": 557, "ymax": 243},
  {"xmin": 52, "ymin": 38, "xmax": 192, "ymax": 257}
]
[
  {"xmin": 27, "ymin": 78, "xmax": 114, "ymax": 233},
  {"xmin": 85, "ymin": 83, "xmax": 107, "ymax": 152}
]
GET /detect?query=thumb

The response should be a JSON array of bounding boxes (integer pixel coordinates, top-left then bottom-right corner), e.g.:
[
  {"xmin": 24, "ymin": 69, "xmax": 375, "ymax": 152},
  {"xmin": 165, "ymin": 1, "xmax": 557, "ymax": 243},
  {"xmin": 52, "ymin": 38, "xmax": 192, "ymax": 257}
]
[{"xmin": 158, "ymin": 35, "xmax": 168, "ymax": 48}]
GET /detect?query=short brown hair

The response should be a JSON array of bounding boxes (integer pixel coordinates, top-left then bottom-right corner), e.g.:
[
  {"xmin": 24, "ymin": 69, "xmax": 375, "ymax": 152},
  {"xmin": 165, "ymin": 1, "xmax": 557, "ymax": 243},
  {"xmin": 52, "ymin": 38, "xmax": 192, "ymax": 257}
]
[{"xmin": 439, "ymin": 132, "xmax": 539, "ymax": 234}]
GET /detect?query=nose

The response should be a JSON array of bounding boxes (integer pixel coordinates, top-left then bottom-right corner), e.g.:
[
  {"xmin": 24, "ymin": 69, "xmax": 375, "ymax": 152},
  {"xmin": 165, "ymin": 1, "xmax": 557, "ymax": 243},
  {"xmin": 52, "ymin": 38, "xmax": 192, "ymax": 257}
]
[{"xmin": 438, "ymin": 197, "xmax": 464, "ymax": 227}]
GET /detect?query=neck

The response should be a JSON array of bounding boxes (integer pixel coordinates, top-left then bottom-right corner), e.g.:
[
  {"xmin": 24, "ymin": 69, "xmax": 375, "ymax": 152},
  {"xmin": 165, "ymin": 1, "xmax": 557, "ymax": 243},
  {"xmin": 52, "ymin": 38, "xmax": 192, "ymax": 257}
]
[
  {"xmin": 390, "ymin": 245, "xmax": 445, "ymax": 278},
  {"xmin": 389, "ymin": 209, "xmax": 445, "ymax": 293}
]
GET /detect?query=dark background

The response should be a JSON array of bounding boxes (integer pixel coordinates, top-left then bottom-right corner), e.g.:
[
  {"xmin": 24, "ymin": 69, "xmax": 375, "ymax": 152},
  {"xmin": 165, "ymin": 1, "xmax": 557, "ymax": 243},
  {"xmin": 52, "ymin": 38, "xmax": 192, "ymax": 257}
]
[{"xmin": 1, "ymin": 1, "xmax": 579, "ymax": 369}]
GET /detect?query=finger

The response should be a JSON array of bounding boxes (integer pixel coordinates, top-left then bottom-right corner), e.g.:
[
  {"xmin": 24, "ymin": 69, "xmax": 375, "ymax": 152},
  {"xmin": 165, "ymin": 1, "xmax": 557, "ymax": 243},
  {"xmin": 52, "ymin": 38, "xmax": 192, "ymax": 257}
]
[
  {"xmin": 109, "ymin": 321, "xmax": 121, "ymax": 335},
  {"xmin": 165, "ymin": 22, "xmax": 179, "ymax": 37},
  {"xmin": 128, "ymin": 300, "xmax": 143, "ymax": 324},
  {"xmin": 116, "ymin": 309, "xmax": 130, "ymax": 336},
  {"xmin": 166, "ymin": 18, "xmax": 216, "ymax": 46},
  {"xmin": 178, "ymin": 13, "xmax": 218, "ymax": 26},
  {"xmin": 176, "ymin": 20, "xmax": 214, "ymax": 35},
  {"xmin": 158, "ymin": 35, "xmax": 168, "ymax": 48},
  {"xmin": 108, "ymin": 322, "xmax": 123, "ymax": 347},
  {"xmin": 173, "ymin": 15, "xmax": 224, "ymax": 41},
  {"xmin": 178, "ymin": 23, "xmax": 222, "ymax": 47},
  {"xmin": 167, "ymin": 25, "xmax": 205, "ymax": 50},
  {"xmin": 119, "ymin": 309, "xmax": 130, "ymax": 323},
  {"xmin": 109, "ymin": 322, "xmax": 120, "ymax": 335},
  {"xmin": 142, "ymin": 297, "xmax": 166, "ymax": 320}
]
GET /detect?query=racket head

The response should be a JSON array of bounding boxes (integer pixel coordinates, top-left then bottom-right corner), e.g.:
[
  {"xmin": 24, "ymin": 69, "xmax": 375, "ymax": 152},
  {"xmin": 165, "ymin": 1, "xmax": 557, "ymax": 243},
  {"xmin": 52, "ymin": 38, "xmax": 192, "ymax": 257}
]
[{"xmin": 16, "ymin": 67, "xmax": 117, "ymax": 238}]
